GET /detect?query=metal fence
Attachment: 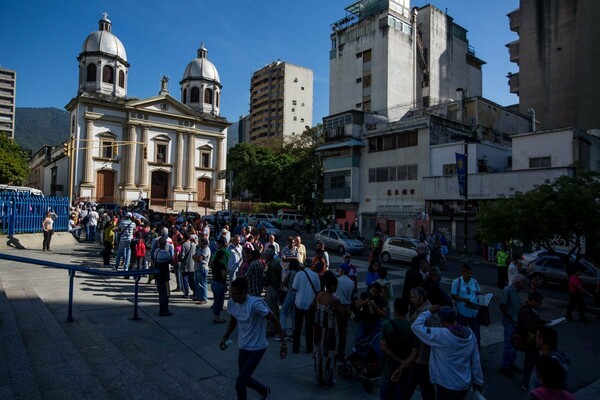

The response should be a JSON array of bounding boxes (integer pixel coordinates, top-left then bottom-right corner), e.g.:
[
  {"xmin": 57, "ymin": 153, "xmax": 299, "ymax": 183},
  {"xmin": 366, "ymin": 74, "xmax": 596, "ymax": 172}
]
[{"xmin": 0, "ymin": 194, "xmax": 70, "ymax": 235}]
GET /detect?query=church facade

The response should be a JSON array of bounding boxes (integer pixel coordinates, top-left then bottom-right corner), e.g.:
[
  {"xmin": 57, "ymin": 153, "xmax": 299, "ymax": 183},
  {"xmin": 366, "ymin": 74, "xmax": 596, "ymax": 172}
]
[{"xmin": 64, "ymin": 13, "xmax": 228, "ymax": 210}]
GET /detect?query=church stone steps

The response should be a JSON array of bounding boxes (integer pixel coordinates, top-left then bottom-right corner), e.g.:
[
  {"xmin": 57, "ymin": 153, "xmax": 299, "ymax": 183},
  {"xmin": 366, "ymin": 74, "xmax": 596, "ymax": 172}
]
[
  {"xmin": 0, "ymin": 281, "xmax": 41, "ymax": 400},
  {"xmin": 63, "ymin": 307, "xmax": 237, "ymax": 400},
  {"xmin": 5, "ymin": 286, "xmax": 110, "ymax": 400}
]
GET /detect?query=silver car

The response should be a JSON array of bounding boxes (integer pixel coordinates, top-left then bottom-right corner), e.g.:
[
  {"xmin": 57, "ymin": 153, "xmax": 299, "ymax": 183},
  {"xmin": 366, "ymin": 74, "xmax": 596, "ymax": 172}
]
[
  {"xmin": 314, "ymin": 229, "xmax": 364, "ymax": 255},
  {"xmin": 527, "ymin": 255, "xmax": 599, "ymax": 288},
  {"xmin": 381, "ymin": 237, "xmax": 421, "ymax": 263}
]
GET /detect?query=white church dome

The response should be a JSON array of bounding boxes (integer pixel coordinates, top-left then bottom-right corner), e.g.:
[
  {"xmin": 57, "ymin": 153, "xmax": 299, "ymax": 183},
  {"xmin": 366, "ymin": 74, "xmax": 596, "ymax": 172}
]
[
  {"xmin": 81, "ymin": 14, "xmax": 127, "ymax": 62},
  {"xmin": 182, "ymin": 44, "xmax": 220, "ymax": 84}
]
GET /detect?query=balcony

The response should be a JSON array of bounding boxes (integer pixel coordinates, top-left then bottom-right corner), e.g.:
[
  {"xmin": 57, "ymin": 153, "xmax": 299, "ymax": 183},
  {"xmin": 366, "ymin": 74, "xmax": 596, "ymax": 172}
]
[
  {"xmin": 508, "ymin": 72, "xmax": 520, "ymax": 95},
  {"xmin": 422, "ymin": 167, "xmax": 574, "ymax": 201},
  {"xmin": 323, "ymin": 155, "xmax": 360, "ymax": 169},
  {"xmin": 507, "ymin": 40, "xmax": 520, "ymax": 63},
  {"xmin": 508, "ymin": 8, "xmax": 520, "ymax": 33},
  {"xmin": 323, "ymin": 187, "xmax": 351, "ymax": 200}
]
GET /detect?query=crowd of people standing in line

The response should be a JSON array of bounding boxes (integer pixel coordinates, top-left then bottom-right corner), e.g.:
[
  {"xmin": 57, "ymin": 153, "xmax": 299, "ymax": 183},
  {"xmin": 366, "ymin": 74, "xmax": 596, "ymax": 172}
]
[{"xmin": 62, "ymin": 203, "xmax": 581, "ymax": 400}]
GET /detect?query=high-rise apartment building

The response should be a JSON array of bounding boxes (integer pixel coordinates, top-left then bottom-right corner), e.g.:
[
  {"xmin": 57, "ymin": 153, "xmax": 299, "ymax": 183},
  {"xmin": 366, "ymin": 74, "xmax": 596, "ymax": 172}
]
[
  {"xmin": 507, "ymin": 0, "xmax": 600, "ymax": 131},
  {"xmin": 0, "ymin": 67, "xmax": 17, "ymax": 139},
  {"xmin": 249, "ymin": 61, "xmax": 313, "ymax": 144},
  {"xmin": 329, "ymin": 0, "xmax": 484, "ymax": 121}
]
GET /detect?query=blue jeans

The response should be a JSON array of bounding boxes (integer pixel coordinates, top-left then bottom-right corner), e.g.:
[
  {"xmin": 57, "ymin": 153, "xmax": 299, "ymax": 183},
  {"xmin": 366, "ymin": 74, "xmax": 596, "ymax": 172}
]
[
  {"xmin": 501, "ymin": 322, "xmax": 517, "ymax": 368},
  {"xmin": 182, "ymin": 272, "xmax": 195, "ymax": 296},
  {"xmin": 236, "ymin": 348, "xmax": 268, "ymax": 400},
  {"xmin": 195, "ymin": 268, "xmax": 208, "ymax": 301},
  {"xmin": 88, "ymin": 225, "xmax": 97, "ymax": 242},
  {"xmin": 211, "ymin": 281, "xmax": 226, "ymax": 318},
  {"xmin": 380, "ymin": 372, "xmax": 411, "ymax": 400},
  {"xmin": 456, "ymin": 313, "xmax": 480, "ymax": 349},
  {"xmin": 115, "ymin": 240, "xmax": 132, "ymax": 271},
  {"xmin": 279, "ymin": 290, "xmax": 295, "ymax": 335}
]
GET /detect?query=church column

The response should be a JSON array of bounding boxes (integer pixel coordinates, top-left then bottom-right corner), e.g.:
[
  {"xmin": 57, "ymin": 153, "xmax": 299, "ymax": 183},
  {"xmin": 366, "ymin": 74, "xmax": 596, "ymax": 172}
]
[
  {"xmin": 174, "ymin": 131, "xmax": 184, "ymax": 191},
  {"xmin": 138, "ymin": 127, "xmax": 149, "ymax": 188},
  {"xmin": 185, "ymin": 132, "xmax": 195, "ymax": 191},
  {"xmin": 124, "ymin": 124, "xmax": 136, "ymax": 188},
  {"xmin": 82, "ymin": 118, "xmax": 95, "ymax": 185},
  {"xmin": 216, "ymin": 137, "xmax": 226, "ymax": 193}
]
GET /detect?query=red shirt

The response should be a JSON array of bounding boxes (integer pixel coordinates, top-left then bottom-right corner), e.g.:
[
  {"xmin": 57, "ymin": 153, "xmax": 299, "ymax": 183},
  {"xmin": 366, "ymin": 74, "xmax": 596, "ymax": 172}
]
[{"xmin": 568, "ymin": 274, "xmax": 582, "ymax": 293}]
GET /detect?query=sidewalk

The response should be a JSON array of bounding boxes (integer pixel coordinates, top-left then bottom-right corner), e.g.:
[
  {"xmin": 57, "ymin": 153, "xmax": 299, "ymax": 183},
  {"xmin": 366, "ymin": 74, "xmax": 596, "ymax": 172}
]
[{"xmin": 1, "ymin": 238, "xmax": 600, "ymax": 399}]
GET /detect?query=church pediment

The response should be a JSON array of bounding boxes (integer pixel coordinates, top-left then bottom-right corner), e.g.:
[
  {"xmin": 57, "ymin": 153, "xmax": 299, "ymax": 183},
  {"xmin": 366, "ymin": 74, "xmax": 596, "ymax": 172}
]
[{"xmin": 126, "ymin": 95, "xmax": 196, "ymax": 118}]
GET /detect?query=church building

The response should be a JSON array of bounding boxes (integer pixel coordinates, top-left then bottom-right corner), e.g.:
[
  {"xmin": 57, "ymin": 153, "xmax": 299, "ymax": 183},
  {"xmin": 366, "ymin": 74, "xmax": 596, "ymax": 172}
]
[{"xmin": 64, "ymin": 13, "xmax": 228, "ymax": 209}]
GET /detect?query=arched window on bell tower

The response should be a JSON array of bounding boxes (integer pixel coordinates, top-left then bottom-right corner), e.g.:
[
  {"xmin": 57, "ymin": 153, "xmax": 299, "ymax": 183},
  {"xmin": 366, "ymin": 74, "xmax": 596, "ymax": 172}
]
[
  {"xmin": 191, "ymin": 87, "xmax": 200, "ymax": 102},
  {"xmin": 86, "ymin": 63, "xmax": 97, "ymax": 82},
  {"xmin": 182, "ymin": 88, "xmax": 187, "ymax": 103},
  {"xmin": 118, "ymin": 70, "xmax": 125, "ymax": 88},
  {"xmin": 204, "ymin": 88, "xmax": 213, "ymax": 104},
  {"xmin": 102, "ymin": 65, "xmax": 114, "ymax": 84}
]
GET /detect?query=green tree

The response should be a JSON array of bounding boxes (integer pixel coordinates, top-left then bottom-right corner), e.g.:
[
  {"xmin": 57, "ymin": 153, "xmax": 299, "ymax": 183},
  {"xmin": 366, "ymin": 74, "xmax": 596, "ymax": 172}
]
[
  {"xmin": 477, "ymin": 173, "xmax": 600, "ymax": 261},
  {"xmin": 0, "ymin": 132, "xmax": 30, "ymax": 184},
  {"xmin": 226, "ymin": 125, "xmax": 325, "ymax": 217}
]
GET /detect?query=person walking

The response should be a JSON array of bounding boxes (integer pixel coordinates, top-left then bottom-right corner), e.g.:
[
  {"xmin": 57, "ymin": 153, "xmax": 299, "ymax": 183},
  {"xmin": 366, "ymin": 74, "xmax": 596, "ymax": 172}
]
[
  {"xmin": 192, "ymin": 238, "xmax": 211, "ymax": 304},
  {"xmin": 516, "ymin": 291, "xmax": 546, "ymax": 390},
  {"xmin": 153, "ymin": 237, "xmax": 173, "ymax": 316},
  {"xmin": 411, "ymin": 306, "xmax": 484, "ymax": 400},
  {"xmin": 291, "ymin": 261, "xmax": 321, "ymax": 353},
  {"xmin": 499, "ymin": 274, "xmax": 527, "ymax": 378},
  {"xmin": 42, "ymin": 211, "xmax": 57, "ymax": 252},
  {"xmin": 496, "ymin": 244, "xmax": 510, "ymax": 288},
  {"xmin": 114, "ymin": 212, "xmax": 136, "ymax": 272},
  {"xmin": 313, "ymin": 270, "xmax": 344, "ymax": 387},
  {"xmin": 451, "ymin": 263, "xmax": 482, "ymax": 349},
  {"xmin": 210, "ymin": 247, "xmax": 228, "ymax": 323},
  {"xmin": 179, "ymin": 232, "xmax": 196, "ymax": 299},
  {"xmin": 220, "ymin": 277, "xmax": 287, "ymax": 400},
  {"xmin": 565, "ymin": 264, "xmax": 593, "ymax": 322},
  {"xmin": 380, "ymin": 297, "xmax": 419, "ymax": 400}
]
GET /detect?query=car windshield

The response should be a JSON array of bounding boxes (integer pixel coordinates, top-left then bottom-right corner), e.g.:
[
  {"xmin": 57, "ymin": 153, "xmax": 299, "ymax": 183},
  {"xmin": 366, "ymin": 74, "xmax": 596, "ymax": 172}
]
[{"xmin": 338, "ymin": 231, "xmax": 355, "ymax": 240}]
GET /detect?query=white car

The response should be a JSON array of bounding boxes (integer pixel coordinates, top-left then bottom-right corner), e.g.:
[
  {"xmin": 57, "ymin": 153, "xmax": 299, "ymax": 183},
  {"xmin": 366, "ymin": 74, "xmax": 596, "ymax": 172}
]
[{"xmin": 381, "ymin": 237, "xmax": 422, "ymax": 263}]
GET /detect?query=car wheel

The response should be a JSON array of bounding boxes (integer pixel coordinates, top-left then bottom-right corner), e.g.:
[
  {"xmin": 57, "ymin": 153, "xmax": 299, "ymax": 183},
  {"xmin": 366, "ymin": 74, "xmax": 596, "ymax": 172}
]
[
  {"xmin": 338, "ymin": 245, "xmax": 345, "ymax": 255},
  {"xmin": 529, "ymin": 273, "xmax": 546, "ymax": 288},
  {"xmin": 382, "ymin": 252, "xmax": 391, "ymax": 262}
]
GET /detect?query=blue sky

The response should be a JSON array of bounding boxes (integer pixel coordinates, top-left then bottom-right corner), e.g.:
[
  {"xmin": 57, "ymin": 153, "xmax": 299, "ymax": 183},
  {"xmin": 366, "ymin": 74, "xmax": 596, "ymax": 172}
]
[{"xmin": 1, "ymin": 0, "xmax": 519, "ymax": 125}]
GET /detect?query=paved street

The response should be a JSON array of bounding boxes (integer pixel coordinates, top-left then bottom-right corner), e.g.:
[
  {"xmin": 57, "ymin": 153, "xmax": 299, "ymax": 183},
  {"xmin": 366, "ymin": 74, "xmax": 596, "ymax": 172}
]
[{"xmin": 0, "ymin": 230, "xmax": 599, "ymax": 399}]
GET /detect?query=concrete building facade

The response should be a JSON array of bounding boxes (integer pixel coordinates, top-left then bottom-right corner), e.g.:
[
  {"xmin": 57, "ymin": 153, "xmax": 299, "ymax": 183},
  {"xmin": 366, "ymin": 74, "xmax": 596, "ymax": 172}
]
[
  {"xmin": 507, "ymin": 0, "xmax": 600, "ymax": 131},
  {"xmin": 249, "ymin": 61, "xmax": 313, "ymax": 144},
  {"xmin": 0, "ymin": 67, "xmax": 17, "ymax": 139},
  {"xmin": 329, "ymin": 0, "xmax": 484, "ymax": 121}
]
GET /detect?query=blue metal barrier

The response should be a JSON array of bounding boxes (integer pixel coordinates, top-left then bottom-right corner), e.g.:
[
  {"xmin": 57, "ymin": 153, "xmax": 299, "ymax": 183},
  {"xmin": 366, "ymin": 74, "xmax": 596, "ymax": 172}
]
[
  {"xmin": 0, "ymin": 253, "xmax": 158, "ymax": 321},
  {"xmin": 0, "ymin": 194, "xmax": 69, "ymax": 235}
]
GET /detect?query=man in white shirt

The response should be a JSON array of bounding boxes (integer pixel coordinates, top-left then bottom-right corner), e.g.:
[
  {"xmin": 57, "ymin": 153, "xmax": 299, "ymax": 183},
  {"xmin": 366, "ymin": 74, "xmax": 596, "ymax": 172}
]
[
  {"xmin": 87, "ymin": 207, "xmax": 99, "ymax": 242},
  {"xmin": 335, "ymin": 264, "xmax": 355, "ymax": 359},
  {"xmin": 291, "ymin": 263, "xmax": 321, "ymax": 353},
  {"xmin": 227, "ymin": 235, "xmax": 243, "ymax": 292},
  {"xmin": 220, "ymin": 277, "xmax": 287, "ymax": 400}
]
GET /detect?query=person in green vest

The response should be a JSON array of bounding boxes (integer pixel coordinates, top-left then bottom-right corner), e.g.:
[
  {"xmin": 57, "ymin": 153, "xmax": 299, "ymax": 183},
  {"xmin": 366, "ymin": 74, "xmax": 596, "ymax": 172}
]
[{"xmin": 496, "ymin": 244, "xmax": 510, "ymax": 289}]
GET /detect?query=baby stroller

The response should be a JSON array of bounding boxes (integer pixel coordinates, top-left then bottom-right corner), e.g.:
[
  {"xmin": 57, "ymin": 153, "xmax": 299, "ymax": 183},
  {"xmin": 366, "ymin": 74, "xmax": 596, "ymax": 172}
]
[{"xmin": 337, "ymin": 333, "xmax": 382, "ymax": 392}]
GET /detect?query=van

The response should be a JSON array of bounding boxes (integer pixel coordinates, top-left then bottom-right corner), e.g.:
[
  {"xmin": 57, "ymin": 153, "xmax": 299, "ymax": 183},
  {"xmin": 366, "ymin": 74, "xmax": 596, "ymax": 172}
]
[
  {"xmin": 279, "ymin": 213, "xmax": 304, "ymax": 228},
  {"xmin": 0, "ymin": 185, "xmax": 44, "ymax": 196}
]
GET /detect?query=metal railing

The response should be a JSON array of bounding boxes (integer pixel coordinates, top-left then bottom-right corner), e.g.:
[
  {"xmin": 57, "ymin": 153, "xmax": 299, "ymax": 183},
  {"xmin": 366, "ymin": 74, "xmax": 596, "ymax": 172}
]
[
  {"xmin": 0, "ymin": 194, "xmax": 70, "ymax": 235},
  {"xmin": 0, "ymin": 253, "xmax": 158, "ymax": 322}
]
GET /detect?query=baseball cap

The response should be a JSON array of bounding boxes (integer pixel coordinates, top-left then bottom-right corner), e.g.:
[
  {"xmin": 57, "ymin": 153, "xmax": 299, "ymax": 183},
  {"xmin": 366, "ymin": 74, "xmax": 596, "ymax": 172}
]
[
  {"xmin": 125, "ymin": 212, "xmax": 133, "ymax": 218},
  {"xmin": 343, "ymin": 252, "xmax": 351, "ymax": 259},
  {"xmin": 161, "ymin": 227, "xmax": 169, "ymax": 235}
]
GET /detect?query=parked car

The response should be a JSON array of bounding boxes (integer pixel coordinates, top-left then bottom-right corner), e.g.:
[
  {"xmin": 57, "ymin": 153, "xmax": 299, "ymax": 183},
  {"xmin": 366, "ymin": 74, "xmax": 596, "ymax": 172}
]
[
  {"xmin": 527, "ymin": 255, "xmax": 600, "ymax": 288},
  {"xmin": 248, "ymin": 213, "xmax": 277, "ymax": 225},
  {"xmin": 279, "ymin": 213, "xmax": 304, "ymax": 229},
  {"xmin": 314, "ymin": 229, "xmax": 364, "ymax": 255},
  {"xmin": 521, "ymin": 248, "xmax": 571, "ymax": 266},
  {"xmin": 381, "ymin": 237, "xmax": 422, "ymax": 263}
]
